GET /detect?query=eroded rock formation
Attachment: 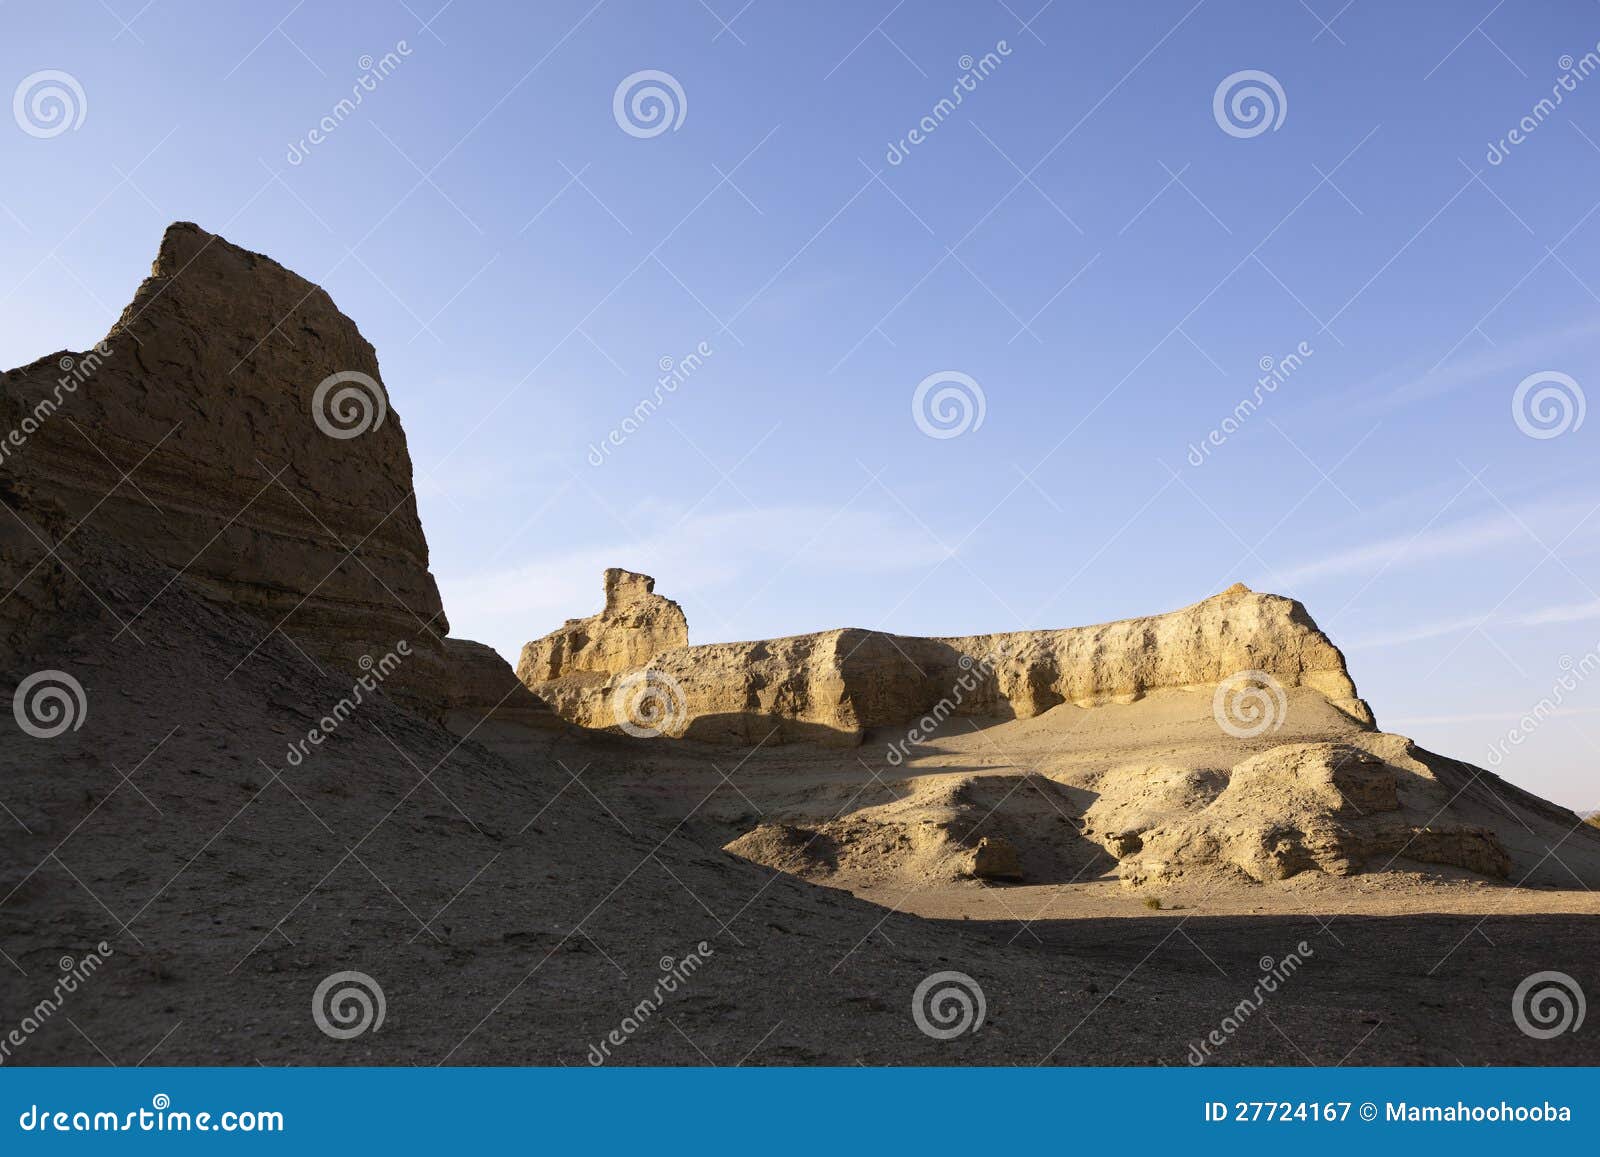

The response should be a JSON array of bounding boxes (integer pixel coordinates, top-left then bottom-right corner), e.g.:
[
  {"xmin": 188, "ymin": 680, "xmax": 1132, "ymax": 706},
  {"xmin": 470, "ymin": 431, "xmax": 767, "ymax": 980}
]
[
  {"xmin": 1085, "ymin": 739, "xmax": 1513, "ymax": 885},
  {"xmin": 516, "ymin": 571, "xmax": 1373, "ymax": 744},
  {"xmin": 2, "ymin": 222, "xmax": 480, "ymax": 717},
  {"xmin": 516, "ymin": 568, "xmax": 686, "ymax": 682}
]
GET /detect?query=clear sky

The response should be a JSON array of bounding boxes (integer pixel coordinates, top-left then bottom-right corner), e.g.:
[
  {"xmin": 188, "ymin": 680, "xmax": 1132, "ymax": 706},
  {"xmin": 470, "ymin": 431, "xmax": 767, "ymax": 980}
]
[{"xmin": 5, "ymin": 1, "xmax": 1600, "ymax": 810}]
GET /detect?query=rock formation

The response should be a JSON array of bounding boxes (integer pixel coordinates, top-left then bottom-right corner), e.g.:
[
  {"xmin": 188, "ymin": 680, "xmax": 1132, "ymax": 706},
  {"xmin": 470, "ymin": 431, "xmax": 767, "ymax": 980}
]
[
  {"xmin": 8, "ymin": 222, "xmax": 1600, "ymax": 1070},
  {"xmin": 1, "ymin": 222, "xmax": 498, "ymax": 720},
  {"xmin": 443, "ymin": 638, "xmax": 560, "ymax": 736},
  {"xmin": 516, "ymin": 568, "xmax": 686, "ymax": 682},
  {"xmin": 515, "ymin": 571, "xmax": 1372, "ymax": 743},
  {"xmin": 1084, "ymin": 739, "xmax": 1513, "ymax": 885}
]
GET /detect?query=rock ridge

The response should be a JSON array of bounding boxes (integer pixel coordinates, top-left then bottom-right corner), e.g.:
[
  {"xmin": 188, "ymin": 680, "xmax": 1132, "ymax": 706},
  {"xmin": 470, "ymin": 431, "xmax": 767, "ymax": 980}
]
[{"xmin": 516, "ymin": 572, "xmax": 1373, "ymax": 744}]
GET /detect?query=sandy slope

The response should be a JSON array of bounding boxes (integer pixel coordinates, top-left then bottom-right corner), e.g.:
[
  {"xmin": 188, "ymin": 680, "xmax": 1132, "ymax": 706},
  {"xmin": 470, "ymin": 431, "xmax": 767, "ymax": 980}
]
[{"xmin": 3, "ymin": 530, "xmax": 1597, "ymax": 1066}]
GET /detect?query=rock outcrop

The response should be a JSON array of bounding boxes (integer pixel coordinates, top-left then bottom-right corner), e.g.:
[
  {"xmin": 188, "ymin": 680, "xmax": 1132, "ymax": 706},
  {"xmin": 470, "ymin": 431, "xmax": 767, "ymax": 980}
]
[
  {"xmin": 0, "ymin": 223, "xmax": 450, "ymax": 711},
  {"xmin": 516, "ymin": 571, "xmax": 1372, "ymax": 744},
  {"xmin": 1086, "ymin": 740, "xmax": 1513, "ymax": 886},
  {"xmin": 516, "ymin": 568, "xmax": 686, "ymax": 683}
]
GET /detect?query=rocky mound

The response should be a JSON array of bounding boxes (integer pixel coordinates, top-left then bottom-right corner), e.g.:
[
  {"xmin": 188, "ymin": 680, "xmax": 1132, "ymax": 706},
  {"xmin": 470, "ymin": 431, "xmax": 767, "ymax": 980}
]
[
  {"xmin": 1, "ymin": 223, "xmax": 450, "ymax": 710},
  {"xmin": 1085, "ymin": 738, "xmax": 1513, "ymax": 886},
  {"xmin": 517, "ymin": 572, "xmax": 1372, "ymax": 744}
]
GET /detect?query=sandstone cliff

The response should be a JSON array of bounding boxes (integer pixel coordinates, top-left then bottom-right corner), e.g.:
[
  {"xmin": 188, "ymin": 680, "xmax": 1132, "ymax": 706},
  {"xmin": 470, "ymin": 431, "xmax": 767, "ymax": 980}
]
[
  {"xmin": 516, "ymin": 572, "xmax": 1373, "ymax": 744},
  {"xmin": 3, "ymin": 223, "xmax": 454, "ymax": 714}
]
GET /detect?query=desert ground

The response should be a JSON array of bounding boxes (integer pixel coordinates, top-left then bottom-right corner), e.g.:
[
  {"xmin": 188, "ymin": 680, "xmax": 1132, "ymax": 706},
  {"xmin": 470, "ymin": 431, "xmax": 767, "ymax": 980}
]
[{"xmin": 3, "ymin": 223, "xmax": 1598, "ymax": 1067}]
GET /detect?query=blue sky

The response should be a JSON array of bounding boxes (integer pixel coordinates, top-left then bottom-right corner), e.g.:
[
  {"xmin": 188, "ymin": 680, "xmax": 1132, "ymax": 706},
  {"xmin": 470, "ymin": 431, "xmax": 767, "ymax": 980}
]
[{"xmin": 5, "ymin": 0, "xmax": 1600, "ymax": 809}]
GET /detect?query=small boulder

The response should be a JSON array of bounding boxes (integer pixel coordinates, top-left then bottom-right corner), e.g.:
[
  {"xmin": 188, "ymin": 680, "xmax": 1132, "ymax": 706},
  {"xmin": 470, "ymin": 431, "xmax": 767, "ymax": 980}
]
[{"xmin": 970, "ymin": 836, "xmax": 1023, "ymax": 880}]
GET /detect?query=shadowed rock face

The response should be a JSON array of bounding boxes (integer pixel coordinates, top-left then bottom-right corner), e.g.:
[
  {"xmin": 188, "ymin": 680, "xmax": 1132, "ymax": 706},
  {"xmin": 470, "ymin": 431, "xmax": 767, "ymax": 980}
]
[
  {"xmin": 515, "ymin": 571, "xmax": 1373, "ymax": 744},
  {"xmin": 0, "ymin": 222, "xmax": 449, "ymax": 709}
]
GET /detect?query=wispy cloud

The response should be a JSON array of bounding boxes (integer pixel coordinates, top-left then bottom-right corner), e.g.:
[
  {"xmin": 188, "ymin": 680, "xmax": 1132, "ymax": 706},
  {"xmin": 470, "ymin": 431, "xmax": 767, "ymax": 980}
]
[
  {"xmin": 1272, "ymin": 508, "xmax": 1528, "ymax": 587},
  {"xmin": 1348, "ymin": 595, "xmax": 1600, "ymax": 649},
  {"xmin": 1331, "ymin": 314, "xmax": 1600, "ymax": 417},
  {"xmin": 1273, "ymin": 490, "xmax": 1600, "ymax": 591},
  {"xmin": 439, "ymin": 502, "xmax": 954, "ymax": 659}
]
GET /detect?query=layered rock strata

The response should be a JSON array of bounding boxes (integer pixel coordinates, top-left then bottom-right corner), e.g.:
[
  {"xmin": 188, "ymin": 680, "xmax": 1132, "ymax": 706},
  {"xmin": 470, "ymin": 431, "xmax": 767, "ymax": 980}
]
[
  {"xmin": 517, "ymin": 573, "xmax": 1373, "ymax": 744},
  {"xmin": 0, "ymin": 223, "xmax": 450, "ymax": 710}
]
